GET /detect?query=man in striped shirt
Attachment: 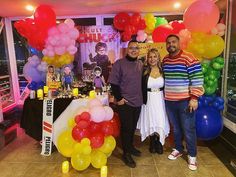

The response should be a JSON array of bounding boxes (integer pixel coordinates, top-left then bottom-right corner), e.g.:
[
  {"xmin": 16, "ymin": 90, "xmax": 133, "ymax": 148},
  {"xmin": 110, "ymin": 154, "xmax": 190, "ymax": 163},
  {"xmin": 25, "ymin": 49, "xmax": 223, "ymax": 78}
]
[{"xmin": 162, "ymin": 34, "xmax": 204, "ymax": 171}]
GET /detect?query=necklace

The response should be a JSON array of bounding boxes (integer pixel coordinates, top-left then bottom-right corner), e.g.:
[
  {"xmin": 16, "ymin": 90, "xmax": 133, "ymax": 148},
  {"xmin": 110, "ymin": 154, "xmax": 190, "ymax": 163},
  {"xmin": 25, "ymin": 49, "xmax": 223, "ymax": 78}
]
[{"xmin": 150, "ymin": 67, "xmax": 161, "ymax": 78}]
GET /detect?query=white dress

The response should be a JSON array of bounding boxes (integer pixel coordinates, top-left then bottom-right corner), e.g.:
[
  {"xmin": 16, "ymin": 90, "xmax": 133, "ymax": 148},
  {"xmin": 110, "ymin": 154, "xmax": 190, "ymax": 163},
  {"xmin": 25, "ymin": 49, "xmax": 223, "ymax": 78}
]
[{"xmin": 137, "ymin": 76, "xmax": 170, "ymax": 145}]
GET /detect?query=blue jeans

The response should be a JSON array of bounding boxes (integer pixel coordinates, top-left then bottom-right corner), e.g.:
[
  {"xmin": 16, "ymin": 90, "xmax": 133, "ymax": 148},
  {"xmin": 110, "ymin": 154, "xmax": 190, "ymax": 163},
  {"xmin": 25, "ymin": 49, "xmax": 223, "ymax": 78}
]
[{"xmin": 165, "ymin": 100, "xmax": 197, "ymax": 157}]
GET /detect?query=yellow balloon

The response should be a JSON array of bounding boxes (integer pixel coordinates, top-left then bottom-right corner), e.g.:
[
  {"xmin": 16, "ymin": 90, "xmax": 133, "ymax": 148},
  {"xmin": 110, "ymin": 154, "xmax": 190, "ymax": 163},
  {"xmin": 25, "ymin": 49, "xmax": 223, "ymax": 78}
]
[
  {"xmin": 98, "ymin": 136, "xmax": 116, "ymax": 154},
  {"xmin": 82, "ymin": 145, "xmax": 92, "ymax": 155},
  {"xmin": 68, "ymin": 118, "xmax": 76, "ymax": 128},
  {"xmin": 91, "ymin": 150, "xmax": 107, "ymax": 169},
  {"xmin": 81, "ymin": 138, "xmax": 91, "ymax": 146},
  {"xmin": 71, "ymin": 151, "xmax": 91, "ymax": 171},
  {"xmin": 57, "ymin": 130, "xmax": 76, "ymax": 157},
  {"xmin": 203, "ymin": 34, "xmax": 225, "ymax": 59},
  {"xmin": 73, "ymin": 143, "xmax": 83, "ymax": 154}
]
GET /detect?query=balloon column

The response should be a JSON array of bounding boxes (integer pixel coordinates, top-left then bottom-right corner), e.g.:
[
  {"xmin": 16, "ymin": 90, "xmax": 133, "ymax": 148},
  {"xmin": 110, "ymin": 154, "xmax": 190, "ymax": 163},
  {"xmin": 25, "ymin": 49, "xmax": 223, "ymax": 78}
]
[
  {"xmin": 14, "ymin": 5, "xmax": 79, "ymax": 69},
  {"xmin": 57, "ymin": 98, "xmax": 120, "ymax": 171},
  {"xmin": 202, "ymin": 57, "xmax": 224, "ymax": 95}
]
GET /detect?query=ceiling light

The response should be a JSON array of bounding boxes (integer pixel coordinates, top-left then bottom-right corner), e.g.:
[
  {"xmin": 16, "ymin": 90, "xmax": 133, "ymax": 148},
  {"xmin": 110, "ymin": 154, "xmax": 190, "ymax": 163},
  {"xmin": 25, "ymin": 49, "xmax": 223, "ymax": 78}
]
[
  {"xmin": 173, "ymin": 2, "xmax": 181, "ymax": 9},
  {"xmin": 25, "ymin": 5, "xmax": 34, "ymax": 11}
]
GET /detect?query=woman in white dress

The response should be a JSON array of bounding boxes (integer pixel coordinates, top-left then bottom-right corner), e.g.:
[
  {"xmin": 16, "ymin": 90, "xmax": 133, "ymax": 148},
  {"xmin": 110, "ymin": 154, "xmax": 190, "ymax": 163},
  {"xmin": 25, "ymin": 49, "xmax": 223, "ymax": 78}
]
[{"xmin": 137, "ymin": 48, "xmax": 170, "ymax": 154}]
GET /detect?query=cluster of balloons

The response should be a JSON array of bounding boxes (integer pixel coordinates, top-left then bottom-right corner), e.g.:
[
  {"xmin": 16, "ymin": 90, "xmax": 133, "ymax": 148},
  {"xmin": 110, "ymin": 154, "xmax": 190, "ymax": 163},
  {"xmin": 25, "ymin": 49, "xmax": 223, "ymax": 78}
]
[
  {"xmin": 113, "ymin": 12, "xmax": 146, "ymax": 41},
  {"xmin": 186, "ymin": 32, "xmax": 225, "ymax": 59},
  {"xmin": 57, "ymin": 98, "xmax": 120, "ymax": 171},
  {"xmin": 42, "ymin": 52, "xmax": 74, "ymax": 68},
  {"xmin": 23, "ymin": 55, "xmax": 48, "ymax": 82},
  {"xmin": 42, "ymin": 19, "xmax": 79, "ymax": 57},
  {"xmin": 201, "ymin": 57, "xmax": 224, "ymax": 95},
  {"xmin": 14, "ymin": 5, "xmax": 56, "ymax": 50},
  {"xmin": 196, "ymin": 106, "xmax": 223, "ymax": 140},
  {"xmin": 198, "ymin": 95, "xmax": 224, "ymax": 111}
]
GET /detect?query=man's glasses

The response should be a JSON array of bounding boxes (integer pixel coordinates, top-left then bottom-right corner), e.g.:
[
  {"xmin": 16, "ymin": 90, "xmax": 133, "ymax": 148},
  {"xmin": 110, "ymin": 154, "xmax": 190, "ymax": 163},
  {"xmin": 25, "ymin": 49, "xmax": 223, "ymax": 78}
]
[{"xmin": 128, "ymin": 47, "xmax": 139, "ymax": 50}]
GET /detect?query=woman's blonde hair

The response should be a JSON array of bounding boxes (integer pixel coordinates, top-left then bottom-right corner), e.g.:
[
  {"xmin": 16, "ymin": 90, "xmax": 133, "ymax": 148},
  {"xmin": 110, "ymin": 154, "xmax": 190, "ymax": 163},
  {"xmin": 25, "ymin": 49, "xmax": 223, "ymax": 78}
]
[{"xmin": 144, "ymin": 48, "xmax": 162, "ymax": 75}]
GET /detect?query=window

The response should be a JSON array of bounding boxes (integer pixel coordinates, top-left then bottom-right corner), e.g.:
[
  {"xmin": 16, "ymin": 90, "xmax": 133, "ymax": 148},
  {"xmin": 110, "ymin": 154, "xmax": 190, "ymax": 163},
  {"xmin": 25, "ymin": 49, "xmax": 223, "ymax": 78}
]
[
  {"xmin": 225, "ymin": 0, "xmax": 236, "ymax": 122},
  {"xmin": 0, "ymin": 26, "xmax": 15, "ymax": 109}
]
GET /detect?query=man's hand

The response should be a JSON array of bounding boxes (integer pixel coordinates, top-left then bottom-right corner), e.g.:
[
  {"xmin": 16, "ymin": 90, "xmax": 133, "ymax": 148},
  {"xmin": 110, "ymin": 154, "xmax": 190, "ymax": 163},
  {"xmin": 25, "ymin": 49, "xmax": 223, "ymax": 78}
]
[
  {"xmin": 117, "ymin": 98, "xmax": 128, "ymax": 105},
  {"xmin": 188, "ymin": 99, "xmax": 198, "ymax": 113}
]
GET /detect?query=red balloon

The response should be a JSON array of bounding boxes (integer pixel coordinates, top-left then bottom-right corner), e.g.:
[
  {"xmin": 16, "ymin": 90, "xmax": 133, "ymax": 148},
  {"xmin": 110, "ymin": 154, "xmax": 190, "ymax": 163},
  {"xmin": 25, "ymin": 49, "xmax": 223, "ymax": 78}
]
[
  {"xmin": 113, "ymin": 12, "xmax": 130, "ymax": 31},
  {"xmin": 89, "ymin": 132, "xmax": 104, "ymax": 148},
  {"xmin": 77, "ymin": 120, "xmax": 90, "ymax": 129},
  {"xmin": 124, "ymin": 25, "xmax": 137, "ymax": 35},
  {"xmin": 152, "ymin": 24, "xmax": 173, "ymax": 42},
  {"xmin": 101, "ymin": 121, "xmax": 114, "ymax": 136},
  {"xmin": 109, "ymin": 113, "xmax": 120, "ymax": 137},
  {"xmin": 75, "ymin": 115, "xmax": 82, "ymax": 124},
  {"xmin": 34, "ymin": 5, "xmax": 56, "ymax": 29},
  {"xmin": 169, "ymin": 20, "xmax": 186, "ymax": 34},
  {"xmin": 89, "ymin": 122, "xmax": 102, "ymax": 133},
  {"xmin": 130, "ymin": 13, "xmax": 141, "ymax": 27},
  {"xmin": 121, "ymin": 32, "xmax": 131, "ymax": 42},
  {"xmin": 72, "ymin": 126, "xmax": 91, "ymax": 142},
  {"xmin": 80, "ymin": 112, "xmax": 91, "ymax": 121},
  {"xmin": 138, "ymin": 19, "xmax": 146, "ymax": 30}
]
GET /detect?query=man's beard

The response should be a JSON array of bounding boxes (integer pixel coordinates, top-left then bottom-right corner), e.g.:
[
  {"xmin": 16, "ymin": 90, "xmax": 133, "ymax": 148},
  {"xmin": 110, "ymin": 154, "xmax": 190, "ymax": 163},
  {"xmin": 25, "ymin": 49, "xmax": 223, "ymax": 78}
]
[{"xmin": 167, "ymin": 46, "xmax": 177, "ymax": 54}]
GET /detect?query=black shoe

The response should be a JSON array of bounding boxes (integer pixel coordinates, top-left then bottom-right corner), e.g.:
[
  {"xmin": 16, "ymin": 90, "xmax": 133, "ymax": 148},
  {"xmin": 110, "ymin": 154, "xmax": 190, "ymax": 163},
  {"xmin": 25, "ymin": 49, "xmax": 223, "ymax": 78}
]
[
  {"xmin": 131, "ymin": 147, "xmax": 141, "ymax": 157},
  {"xmin": 149, "ymin": 135, "xmax": 157, "ymax": 153},
  {"xmin": 122, "ymin": 153, "xmax": 136, "ymax": 168},
  {"xmin": 155, "ymin": 137, "xmax": 163, "ymax": 154}
]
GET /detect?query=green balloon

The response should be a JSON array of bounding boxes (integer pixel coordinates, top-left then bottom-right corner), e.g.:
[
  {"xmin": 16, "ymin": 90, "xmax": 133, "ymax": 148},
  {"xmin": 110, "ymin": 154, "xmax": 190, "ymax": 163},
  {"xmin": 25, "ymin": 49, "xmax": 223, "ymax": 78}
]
[
  {"xmin": 207, "ymin": 67, "xmax": 221, "ymax": 78},
  {"xmin": 215, "ymin": 57, "xmax": 224, "ymax": 65},
  {"xmin": 206, "ymin": 80, "xmax": 217, "ymax": 87},
  {"xmin": 212, "ymin": 62, "xmax": 224, "ymax": 70},
  {"xmin": 155, "ymin": 17, "xmax": 168, "ymax": 27},
  {"xmin": 204, "ymin": 85, "xmax": 217, "ymax": 95},
  {"xmin": 202, "ymin": 65, "xmax": 208, "ymax": 74}
]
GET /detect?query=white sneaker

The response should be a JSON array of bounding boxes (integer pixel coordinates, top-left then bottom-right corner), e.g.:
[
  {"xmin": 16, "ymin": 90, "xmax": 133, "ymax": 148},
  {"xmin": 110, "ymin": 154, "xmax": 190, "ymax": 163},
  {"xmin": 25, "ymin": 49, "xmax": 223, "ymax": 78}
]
[
  {"xmin": 188, "ymin": 155, "xmax": 197, "ymax": 171},
  {"xmin": 168, "ymin": 149, "xmax": 183, "ymax": 160}
]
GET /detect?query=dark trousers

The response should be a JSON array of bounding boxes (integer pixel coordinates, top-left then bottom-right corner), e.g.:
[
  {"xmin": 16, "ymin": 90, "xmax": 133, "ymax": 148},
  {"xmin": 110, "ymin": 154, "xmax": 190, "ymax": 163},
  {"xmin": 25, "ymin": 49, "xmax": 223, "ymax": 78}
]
[
  {"xmin": 118, "ymin": 104, "xmax": 141, "ymax": 154},
  {"xmin": 165, "ymin": 100, "xmax": 197, "ymax": 157}
]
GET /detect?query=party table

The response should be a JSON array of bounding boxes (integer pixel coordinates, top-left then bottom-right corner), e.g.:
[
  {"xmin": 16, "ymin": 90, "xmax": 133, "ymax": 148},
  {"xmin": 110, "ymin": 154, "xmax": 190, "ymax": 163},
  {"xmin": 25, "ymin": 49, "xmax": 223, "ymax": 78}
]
[
  {"xmin": 20, "ymin": 97, "xmax": 73, "ymax": 141},
  {"xmin": 20, "ymin": 95, "xmax": 109, "ymax": 142}
]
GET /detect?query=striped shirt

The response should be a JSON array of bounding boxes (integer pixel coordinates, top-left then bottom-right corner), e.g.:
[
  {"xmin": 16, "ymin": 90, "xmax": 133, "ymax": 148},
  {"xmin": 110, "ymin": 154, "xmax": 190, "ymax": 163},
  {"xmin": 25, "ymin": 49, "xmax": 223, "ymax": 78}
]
[{"xmin": 162, "ymin": 50, "xmax": 204, "ymax": 101}]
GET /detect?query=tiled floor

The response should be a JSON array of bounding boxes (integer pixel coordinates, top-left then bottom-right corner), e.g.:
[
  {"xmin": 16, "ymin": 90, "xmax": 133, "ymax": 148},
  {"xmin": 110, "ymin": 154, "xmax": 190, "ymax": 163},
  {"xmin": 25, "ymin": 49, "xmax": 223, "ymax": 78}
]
[{"xmin": 0, "ymin": 127, "xmax": 234, "ymax": 177}]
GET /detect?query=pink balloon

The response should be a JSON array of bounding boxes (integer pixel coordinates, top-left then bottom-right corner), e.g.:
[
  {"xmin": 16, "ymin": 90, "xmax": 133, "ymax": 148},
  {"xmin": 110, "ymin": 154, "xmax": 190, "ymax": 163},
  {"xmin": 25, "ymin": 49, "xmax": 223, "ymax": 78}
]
[
  {"xmin": 88, "ymin": 98, "xmax": 102, "ymax": 109},
  {"xmin": 183, "ymin": 0, "xmax": 220, "ymax": 33},
  {"xmin": 216, "ymin": 23, "xmax": 226, "ymax": 31},
  {"xmin": 211, "ymin": 27, "xmax": 218, "ymax": 35},
  {"xmin": 67, "ymin": 46, "xmax": 77, "ymax": 55},
  {"xmin": 103, "ymin": 106, "xmax": 114, "ymax": 121},
  {"xmin": 58, "ymin": 23, "xmax": 70, "ymax": 33},
  {"xmin": 90, "ymin": 106, "xmax": 106, "ymax": 123},
  {"xmin": 60, "ymin": 35, "xmax": 71, "ymax": 46},
  {"xmin": 55, "ymin": 46, "xmax": 66, "ymax": 55},
  {"xmin": 64, "ymin": 19, "xmax": 75, "ymax": 29},
  {"xmin": 48, "ymin": 26, "xmax": 60, "ymax": 36},
  {"xmin": 68, "ymin": 28, "xmax": 79, "ymax": 39}
]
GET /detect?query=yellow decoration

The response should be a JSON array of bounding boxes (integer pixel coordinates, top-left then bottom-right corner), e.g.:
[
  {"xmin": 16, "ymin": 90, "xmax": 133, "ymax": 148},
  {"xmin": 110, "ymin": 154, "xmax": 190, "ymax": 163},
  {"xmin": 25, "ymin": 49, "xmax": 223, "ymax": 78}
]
[
  {"xmin": 43, "ymin": 86, "xmax": 49, "ymax": 94},
  {"xmin": 72, "ymin": 88, "xmax": 79, "ymax": 97},
  {"xmin": 37, "ymin": 89, "xmax": 43, "ymax": 99},
  {"xmin": 100, "ymin": 166, "xmax": 108, "ymax": 177},
  {"xmin": 62, "ymin": 161, "xmax": 69, "ymax": 173},
  {"xmin": 89, "ymin": 90, "xmax": 96, "ymax": 99}
]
